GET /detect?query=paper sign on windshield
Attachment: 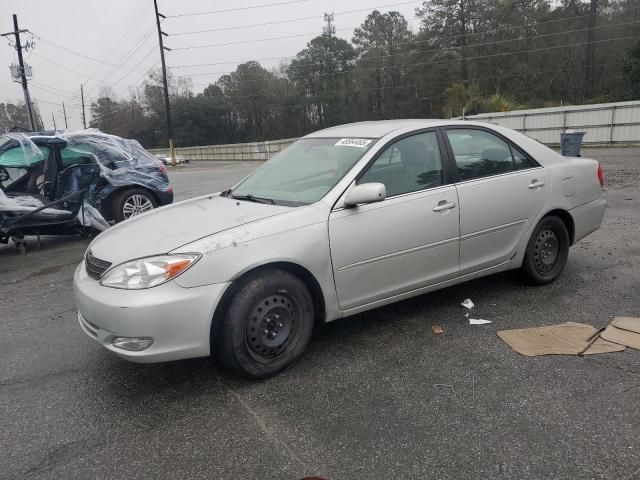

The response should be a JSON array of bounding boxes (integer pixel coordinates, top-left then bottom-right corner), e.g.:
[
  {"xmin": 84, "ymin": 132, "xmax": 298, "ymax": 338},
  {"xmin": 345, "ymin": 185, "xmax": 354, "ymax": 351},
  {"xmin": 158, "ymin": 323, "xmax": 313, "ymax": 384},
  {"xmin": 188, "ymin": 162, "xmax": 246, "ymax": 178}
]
[{"xmin": 335, "ymin": 138, "xmax": 372, "ymax": 148}]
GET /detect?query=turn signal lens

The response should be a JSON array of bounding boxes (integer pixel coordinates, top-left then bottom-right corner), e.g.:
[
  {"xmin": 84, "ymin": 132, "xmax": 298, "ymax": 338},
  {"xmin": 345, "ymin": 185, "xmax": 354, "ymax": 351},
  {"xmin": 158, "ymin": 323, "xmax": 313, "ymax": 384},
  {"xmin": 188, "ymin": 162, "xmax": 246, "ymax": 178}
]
[{"xmin": 100, "ymin": 254, "xmax": 200, "ymax": 289}]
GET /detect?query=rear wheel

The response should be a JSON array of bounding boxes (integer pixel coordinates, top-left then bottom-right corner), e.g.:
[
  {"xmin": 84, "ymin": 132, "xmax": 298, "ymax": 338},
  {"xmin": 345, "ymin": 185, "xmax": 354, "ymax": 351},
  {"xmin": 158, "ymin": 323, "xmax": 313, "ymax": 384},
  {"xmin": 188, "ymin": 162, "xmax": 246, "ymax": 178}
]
[
  {"xmin": 111, "ymin": 188, "xmax": 157, "ymax": 223},
  {"xmin": 213, "ymin": 269, "xmax": 314, "ymax": 378},
  {"xmin": 521, "ymin": 216, "xmax": 570, "ymax": 285}
]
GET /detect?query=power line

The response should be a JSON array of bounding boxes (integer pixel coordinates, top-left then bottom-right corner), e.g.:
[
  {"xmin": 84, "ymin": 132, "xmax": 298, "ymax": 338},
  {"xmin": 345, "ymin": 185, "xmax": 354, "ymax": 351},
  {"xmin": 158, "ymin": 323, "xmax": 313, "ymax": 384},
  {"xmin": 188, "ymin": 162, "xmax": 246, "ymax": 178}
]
[
  {"xmin": 32, "ymin": 97, "xmax": 63, "ymax": 106},
  {"xmin": 83, "ymin": 27, "xmax": 157, "ymax": 99},
  {"xmin": 167, "ymin": 0, "xmax": 313, "ymax": 18},
  {"xmin": 30, "ymin": 51, "xmax": 88, "ymax": 77},
  {"xmin": 180, "ymin": 27, "xmax": 640, "ymax": 83},
  {"xmin": 170, "ymin": 0, "xmax": 420, "ymax": 36},
  {"xmin": 169, "ymin": 9, "xmax": 602, "ymax": 68},
  {"xmin": 30, "ymin": 81, "xmax": 79, "ymax": 99},
  {"xmin": 81, "ymin": 3, "xmax": 153, "ymax": 86},
  {"xmin": 171, "ymin": 24, "xmax": 369, "ymax": 51},
  {"xmin": 33, "ymin": 35, "xmax": 148, "ymax": 73},
  {"xmin": 108, "ymin": 46, "xmax": 158, "ymax": 91}
]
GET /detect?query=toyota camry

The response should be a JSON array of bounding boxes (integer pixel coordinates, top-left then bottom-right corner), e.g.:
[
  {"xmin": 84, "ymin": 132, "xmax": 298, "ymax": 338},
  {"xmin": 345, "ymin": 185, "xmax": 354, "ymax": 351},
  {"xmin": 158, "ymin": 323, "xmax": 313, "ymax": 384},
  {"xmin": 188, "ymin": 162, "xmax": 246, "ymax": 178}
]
[{"xmin": 74, "ymin": 120, "xmax": 606, "ymax": 377}]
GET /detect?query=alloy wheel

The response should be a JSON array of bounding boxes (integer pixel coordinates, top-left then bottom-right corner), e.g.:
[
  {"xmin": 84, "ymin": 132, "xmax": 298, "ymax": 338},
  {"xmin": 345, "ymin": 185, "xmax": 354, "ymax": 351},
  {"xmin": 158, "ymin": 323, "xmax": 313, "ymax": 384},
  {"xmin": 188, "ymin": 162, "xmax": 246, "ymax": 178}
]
[{"xmin": 122, "ymin": 194, "xmax": 154, "ymax": 219}]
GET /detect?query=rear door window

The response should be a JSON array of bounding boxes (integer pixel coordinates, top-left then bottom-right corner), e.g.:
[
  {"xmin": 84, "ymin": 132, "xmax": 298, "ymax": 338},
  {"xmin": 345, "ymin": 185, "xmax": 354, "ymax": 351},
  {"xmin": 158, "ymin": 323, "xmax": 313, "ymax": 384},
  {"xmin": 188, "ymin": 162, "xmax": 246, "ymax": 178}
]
[{"xmin": 445, "ymin": 129, "xmax": 513, "ymax": 181}]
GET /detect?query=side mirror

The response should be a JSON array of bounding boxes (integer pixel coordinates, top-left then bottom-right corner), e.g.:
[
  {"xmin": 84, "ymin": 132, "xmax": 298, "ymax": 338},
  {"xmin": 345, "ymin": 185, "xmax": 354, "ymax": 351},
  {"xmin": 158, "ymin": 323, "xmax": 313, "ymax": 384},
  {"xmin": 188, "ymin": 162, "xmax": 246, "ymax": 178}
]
[{"xmin": 344, "ymin": 182, "xmax": 386, "ymax": 207}]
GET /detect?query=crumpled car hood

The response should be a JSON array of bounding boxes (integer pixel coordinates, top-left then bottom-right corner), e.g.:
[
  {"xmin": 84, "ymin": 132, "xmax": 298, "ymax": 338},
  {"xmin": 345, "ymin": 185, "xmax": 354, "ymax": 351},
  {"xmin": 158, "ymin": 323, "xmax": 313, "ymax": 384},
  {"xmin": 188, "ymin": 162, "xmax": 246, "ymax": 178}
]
[{"xmin": 87, "ymin": 194, "xmax": 292, "ymax": 265}]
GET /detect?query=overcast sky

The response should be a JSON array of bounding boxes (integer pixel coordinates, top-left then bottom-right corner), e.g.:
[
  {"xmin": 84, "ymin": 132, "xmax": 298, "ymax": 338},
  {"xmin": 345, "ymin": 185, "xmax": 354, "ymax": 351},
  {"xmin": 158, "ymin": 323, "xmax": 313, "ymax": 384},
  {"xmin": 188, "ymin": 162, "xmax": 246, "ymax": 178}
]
[{"xmin": 1, "ymin": 0, "xmax": 421, "ymax": 131}]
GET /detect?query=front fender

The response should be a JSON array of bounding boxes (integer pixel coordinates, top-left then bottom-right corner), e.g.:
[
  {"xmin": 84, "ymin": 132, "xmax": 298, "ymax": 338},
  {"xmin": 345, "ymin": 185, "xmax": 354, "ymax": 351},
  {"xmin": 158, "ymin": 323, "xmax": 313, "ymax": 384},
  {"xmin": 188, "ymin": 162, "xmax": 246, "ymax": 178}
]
[{"xmin": 172, "ymin": 204, "xmax": 342, "ymax": 321}]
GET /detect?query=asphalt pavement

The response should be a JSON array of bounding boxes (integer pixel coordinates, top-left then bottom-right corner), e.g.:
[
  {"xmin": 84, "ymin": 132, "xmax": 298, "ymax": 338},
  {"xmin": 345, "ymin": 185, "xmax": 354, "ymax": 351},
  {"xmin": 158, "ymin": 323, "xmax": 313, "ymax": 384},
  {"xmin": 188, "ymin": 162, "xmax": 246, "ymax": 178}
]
[{"xmin": 1, "ymin": 149, "xmax": 639, "ymax": 480}]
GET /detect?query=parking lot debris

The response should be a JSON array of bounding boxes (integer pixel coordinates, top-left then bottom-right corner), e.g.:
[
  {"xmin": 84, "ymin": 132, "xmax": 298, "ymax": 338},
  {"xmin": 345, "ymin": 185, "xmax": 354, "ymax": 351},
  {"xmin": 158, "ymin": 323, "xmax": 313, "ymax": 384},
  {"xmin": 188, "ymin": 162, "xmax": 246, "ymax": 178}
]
[
  {"xmin": 469, "ymin": 319, "xmax": 492, "ymax": 325},
  {"xmin": 461, "ymin": 298, "xmax": 474, "ymax": 309},
  {"xmin": 497, "ymin": 322, "xmax": 625, "ymax": 356},
  {"xmin": 601, "ymin": 317, "xmax": 640, "ymax": 350},
  {"xmin": 432, "ymin": 325, "xmax": 445, "ymax": 334}
]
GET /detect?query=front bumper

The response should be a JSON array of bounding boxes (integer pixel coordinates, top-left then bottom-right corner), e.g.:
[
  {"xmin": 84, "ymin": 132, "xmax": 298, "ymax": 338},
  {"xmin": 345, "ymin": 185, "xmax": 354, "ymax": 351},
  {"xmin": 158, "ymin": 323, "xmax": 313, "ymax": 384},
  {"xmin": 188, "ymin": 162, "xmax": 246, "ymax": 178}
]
[{"xmin": 73, "ymin": 262, "xmax": 228, "ymax": 363}]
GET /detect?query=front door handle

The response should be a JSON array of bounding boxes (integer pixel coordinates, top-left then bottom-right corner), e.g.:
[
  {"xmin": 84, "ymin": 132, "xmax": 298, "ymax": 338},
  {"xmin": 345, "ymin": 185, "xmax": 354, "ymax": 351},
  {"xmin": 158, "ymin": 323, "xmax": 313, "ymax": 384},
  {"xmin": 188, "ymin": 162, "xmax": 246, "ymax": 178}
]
[
  {"xmin": 433, "ymin": 200, "xmax": 456, "ymax": 212},
  {"xmin": 528, "ymin": 180, "xmax": 546, "ymax": 189}
]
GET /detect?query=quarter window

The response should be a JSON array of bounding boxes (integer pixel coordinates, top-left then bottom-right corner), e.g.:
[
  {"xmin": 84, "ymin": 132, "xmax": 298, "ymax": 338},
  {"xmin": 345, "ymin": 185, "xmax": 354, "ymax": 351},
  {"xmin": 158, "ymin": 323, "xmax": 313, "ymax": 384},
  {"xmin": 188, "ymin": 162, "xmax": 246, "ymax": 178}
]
[
  {"xmin": 511, "ymin": 145, "xmax": 537, "ymax": 170},
  {"xmin": 446, "ymin": 129, "xmax": 535, "ymax": 181},
  {"xmin": 359, "ymin": 132, "xmax": 444, "ymax": 197}
]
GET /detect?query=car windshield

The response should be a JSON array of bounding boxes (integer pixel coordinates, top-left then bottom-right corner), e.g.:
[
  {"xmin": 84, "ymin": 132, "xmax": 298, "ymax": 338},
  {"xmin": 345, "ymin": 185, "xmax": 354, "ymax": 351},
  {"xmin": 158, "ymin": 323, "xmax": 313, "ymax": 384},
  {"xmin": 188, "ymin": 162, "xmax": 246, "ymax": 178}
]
[{"xmin": 231, "ymin": 137, "xmax": 377, "ymax": 205}]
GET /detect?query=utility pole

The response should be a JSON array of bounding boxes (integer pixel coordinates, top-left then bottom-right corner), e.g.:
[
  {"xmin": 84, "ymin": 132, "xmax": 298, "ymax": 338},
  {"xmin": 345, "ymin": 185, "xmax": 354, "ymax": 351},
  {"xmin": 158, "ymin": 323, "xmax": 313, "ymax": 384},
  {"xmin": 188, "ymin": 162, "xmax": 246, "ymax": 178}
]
[
  {"xmin": 62, "ymin": 101, "xmax": 68, "ymax": 129},
  {"xmin": 323, "ymin": 13, "xmax": 335, "ymax": 37},
  {"xmin": 80, "ymin": 84, "xmax": 87, "ymax": 129},
  {"xmin": 1, "ymin": 14, "xmax": 36, "ymax": 131},
  {"xmin": 153, "ymin": 0, "xmax": 176, "ymax": 166},
  {"xmin": 585, "ymin": 0, "xmax": 599, "ymax": 98},
  {"xmin": 51, "ymin": 112, "xmax": 56, "ymax": 130}
]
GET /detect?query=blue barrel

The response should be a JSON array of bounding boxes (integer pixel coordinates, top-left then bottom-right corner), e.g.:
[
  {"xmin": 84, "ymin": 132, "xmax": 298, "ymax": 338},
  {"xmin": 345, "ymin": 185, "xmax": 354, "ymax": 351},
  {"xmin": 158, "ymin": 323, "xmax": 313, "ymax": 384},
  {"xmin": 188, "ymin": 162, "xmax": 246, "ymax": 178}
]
[{"xmin": 560, "ymin": 132, "xmax": 586, "ymax": 157}]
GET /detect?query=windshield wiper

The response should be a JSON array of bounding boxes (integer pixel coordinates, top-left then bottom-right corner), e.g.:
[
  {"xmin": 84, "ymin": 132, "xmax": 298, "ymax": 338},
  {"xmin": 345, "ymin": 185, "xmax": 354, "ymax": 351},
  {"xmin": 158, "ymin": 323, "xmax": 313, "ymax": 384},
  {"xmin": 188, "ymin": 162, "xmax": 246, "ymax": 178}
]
[{"xmin": 230, "ymin": 193, "xmax": 276, "ymax": 205}]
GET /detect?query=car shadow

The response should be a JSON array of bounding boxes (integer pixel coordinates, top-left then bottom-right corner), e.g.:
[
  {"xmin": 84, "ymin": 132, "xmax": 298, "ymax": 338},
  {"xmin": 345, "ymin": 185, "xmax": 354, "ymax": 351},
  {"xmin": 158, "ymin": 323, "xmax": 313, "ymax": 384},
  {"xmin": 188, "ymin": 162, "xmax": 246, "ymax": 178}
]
[
  {"xmin": 0, "ymin": 234, "xmax": 91, "ymax": 256},
  {"xmin": 313, "ymin": 270, "xmax": 523, "ymax": 345},
  {"xmin": 90, "ymin": 269, "xmax": 536, "ymax": 401}
]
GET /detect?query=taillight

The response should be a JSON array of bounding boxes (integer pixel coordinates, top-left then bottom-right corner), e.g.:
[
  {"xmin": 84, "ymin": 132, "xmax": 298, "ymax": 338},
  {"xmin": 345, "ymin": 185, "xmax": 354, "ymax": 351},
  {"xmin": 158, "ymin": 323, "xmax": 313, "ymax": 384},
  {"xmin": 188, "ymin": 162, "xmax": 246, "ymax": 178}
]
[{"xmin": 597, "ymin": 164, "xmax": 604, "ymax": 187}]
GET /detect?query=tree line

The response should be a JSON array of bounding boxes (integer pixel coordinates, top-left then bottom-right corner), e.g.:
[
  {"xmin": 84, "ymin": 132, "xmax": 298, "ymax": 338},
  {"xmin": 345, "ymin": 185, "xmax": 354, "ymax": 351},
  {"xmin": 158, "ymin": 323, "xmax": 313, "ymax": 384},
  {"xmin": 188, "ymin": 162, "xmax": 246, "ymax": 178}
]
[{"xmin": 3, "ymin": 0, "xmax": 640, "ymax": 147}]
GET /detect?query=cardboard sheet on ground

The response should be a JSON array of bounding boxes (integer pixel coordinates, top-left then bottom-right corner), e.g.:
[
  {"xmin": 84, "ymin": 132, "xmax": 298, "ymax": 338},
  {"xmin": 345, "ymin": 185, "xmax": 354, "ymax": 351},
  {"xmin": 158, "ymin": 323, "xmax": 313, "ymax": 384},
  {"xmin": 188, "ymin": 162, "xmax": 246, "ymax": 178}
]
[
  {"xmin": 601, "ymin": 317, "xmax": 640, "ymax": 350},
  {"xmin": 497, "ymin": 322, "xmax": 625, "ymax": 356}
]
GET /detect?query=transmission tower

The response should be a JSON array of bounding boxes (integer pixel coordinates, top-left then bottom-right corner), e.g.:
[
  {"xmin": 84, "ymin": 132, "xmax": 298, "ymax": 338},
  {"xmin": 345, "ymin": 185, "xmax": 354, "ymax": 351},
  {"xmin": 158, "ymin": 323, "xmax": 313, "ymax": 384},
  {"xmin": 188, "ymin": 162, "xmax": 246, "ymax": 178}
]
[{"xmin": 323, "ymin": 13, "xmax": 335, "ymax": 37}]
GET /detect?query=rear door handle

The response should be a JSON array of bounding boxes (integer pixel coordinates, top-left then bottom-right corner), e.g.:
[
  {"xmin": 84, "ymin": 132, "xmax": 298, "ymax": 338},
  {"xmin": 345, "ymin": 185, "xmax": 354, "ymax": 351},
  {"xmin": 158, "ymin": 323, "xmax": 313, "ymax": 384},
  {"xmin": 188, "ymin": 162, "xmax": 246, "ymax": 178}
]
[
  {"xmin": 528, "ymin": 180, "xmax": 546, "ymax": 189},
  {"xmin": 433, "ymin": 200, "xmax": 456, "ymax": 212}
]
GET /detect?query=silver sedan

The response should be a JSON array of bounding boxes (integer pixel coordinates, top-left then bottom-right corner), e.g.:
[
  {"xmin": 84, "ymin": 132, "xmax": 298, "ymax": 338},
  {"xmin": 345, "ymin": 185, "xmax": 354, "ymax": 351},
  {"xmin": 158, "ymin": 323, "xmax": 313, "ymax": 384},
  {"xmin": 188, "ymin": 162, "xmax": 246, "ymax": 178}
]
[{"xmin": 74, "ymin": 120, "xmax": 606, "ymax": 377}]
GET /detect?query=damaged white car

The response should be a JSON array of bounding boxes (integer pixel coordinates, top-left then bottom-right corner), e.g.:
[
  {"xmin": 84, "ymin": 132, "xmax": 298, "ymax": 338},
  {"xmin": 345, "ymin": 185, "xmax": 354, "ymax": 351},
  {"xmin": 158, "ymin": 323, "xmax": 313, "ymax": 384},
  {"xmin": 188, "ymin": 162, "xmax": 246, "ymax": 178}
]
[{"xmin": 74, "ymin": 120, "xmax": 606, "ymax": 377}]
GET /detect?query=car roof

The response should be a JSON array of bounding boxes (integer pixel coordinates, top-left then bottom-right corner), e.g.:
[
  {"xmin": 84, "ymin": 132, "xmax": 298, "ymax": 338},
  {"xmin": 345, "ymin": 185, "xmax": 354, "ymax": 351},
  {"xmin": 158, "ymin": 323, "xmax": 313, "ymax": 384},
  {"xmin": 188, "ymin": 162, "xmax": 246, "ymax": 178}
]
[
  {"xmin": 303, "ymin": 119, "xmax": 566, "ymax": 166},
  {"xmin": 303, "ymin": 119, "xmax": 445, "ymax": 139}
]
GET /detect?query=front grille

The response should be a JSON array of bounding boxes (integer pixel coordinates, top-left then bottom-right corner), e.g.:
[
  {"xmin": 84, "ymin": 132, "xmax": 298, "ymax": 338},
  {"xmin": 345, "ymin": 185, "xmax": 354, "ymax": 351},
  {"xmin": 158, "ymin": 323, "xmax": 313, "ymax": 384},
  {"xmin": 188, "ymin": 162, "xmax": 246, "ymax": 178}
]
[{"xmin": 85, "ymin": 250, "xmax": 112, "ymax": 280}]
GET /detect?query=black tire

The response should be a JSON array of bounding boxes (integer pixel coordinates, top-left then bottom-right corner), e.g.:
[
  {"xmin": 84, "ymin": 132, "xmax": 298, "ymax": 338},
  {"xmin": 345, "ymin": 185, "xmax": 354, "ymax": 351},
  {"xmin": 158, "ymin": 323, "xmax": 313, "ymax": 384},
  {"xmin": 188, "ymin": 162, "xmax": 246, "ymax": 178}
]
[
  {"xmin": 111, "ymin": 188, "xmax": 157, "ymax": 223},
  {"xmin": 521, "ymin": 215, "xmax": 570, "ymax": 285},
  {"xmin": 213, "ymin": 269, "xmax": 315, "ymax": 378}
]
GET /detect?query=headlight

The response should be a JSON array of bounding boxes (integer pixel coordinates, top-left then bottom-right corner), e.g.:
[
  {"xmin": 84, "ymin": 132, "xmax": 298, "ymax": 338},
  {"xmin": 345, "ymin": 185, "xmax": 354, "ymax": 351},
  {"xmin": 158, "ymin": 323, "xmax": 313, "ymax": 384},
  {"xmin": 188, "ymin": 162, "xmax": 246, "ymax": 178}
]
[{"xmin": 100, "ymin": 254, "xmax": 200, "ymax": 289}]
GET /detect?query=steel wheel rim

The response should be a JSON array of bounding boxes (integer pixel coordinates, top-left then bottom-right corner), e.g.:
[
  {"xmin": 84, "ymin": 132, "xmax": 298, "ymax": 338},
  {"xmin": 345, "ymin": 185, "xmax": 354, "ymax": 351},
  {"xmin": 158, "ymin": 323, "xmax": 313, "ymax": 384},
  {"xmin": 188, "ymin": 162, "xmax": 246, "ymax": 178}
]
[
  {"xmin": 533, "ymin": 228, "xmax": 559, "ymax": 273},
  {"xmin": 245, "ymin": 294, "xmax": 300, "ymax": 363},
  {"xmin": 122, "ymin": 194, "xmax": 154, "ymax": 219}
]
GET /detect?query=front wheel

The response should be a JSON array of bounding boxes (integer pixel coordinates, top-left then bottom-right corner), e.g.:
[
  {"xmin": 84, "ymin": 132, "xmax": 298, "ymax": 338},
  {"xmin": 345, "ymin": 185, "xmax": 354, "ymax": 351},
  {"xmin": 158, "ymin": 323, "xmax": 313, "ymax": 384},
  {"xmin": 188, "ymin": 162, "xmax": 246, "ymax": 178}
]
[
  {"xmin": 213, "ymin": 269, "xmax": 315, "ymax": 378},
  {"xmin": 521, "ymin": 216, "xmax": 570, "ymax": 285},
  {"xmin": 111, "ymin": 188, "xmax": 157, "ymax": 223}
]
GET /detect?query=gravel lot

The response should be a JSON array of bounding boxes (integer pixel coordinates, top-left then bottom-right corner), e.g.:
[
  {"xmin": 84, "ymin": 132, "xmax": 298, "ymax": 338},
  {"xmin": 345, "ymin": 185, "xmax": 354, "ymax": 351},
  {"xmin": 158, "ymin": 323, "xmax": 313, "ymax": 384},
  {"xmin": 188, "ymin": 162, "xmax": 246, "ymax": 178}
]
[{"xmin": 1, "ymin": 148, "xmax": 639, "ymax": 480}]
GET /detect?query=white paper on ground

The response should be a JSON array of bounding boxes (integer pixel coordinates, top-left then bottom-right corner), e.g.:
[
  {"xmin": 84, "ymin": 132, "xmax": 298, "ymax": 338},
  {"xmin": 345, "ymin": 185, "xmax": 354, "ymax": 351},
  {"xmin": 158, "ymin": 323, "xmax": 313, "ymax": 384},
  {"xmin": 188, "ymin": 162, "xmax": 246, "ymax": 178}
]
[
  {"xmin": 469, "ymin": 318, "xmax": 492, "ymax": 325},
  {"xmin": 461, "ymin": 298, "xmax": 474, "ymax": 309}
]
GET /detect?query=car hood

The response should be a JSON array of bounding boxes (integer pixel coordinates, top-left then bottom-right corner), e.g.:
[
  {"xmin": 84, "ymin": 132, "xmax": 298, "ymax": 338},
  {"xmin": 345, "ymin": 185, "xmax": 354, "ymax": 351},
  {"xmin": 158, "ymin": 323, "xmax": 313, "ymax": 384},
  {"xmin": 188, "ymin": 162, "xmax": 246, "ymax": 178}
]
[{"xmin": 87, "ymin": 194, "xmax": 293, "ymax": 265}]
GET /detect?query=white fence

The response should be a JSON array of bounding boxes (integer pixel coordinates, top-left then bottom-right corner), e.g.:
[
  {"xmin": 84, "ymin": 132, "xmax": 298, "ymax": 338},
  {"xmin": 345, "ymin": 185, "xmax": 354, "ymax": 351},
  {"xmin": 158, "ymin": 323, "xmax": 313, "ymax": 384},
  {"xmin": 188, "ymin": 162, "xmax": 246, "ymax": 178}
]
[{"xmin": 463, "ymin": 100, "xmax": 640, "ymax": 145}]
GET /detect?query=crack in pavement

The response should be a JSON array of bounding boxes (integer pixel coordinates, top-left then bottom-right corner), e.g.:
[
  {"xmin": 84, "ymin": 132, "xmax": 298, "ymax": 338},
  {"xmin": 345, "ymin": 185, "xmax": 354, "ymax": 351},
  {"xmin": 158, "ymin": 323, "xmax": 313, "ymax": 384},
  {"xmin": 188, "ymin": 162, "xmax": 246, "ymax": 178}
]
[{"xmin": 210, "ymin": 371, "xmax": 324, "ymax": 478}]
